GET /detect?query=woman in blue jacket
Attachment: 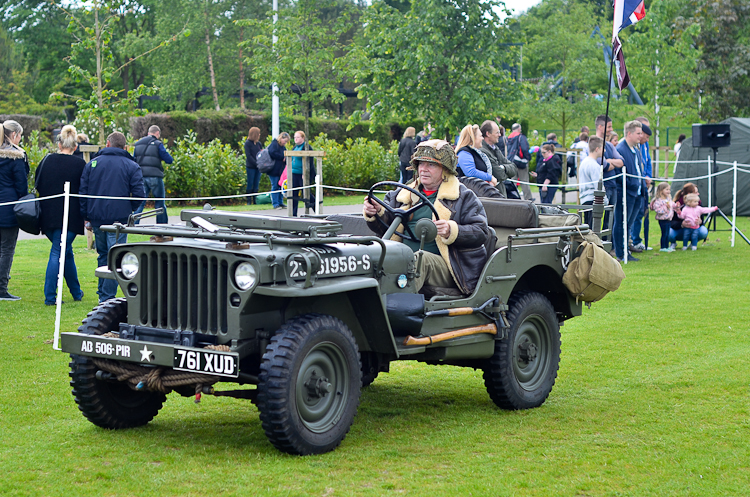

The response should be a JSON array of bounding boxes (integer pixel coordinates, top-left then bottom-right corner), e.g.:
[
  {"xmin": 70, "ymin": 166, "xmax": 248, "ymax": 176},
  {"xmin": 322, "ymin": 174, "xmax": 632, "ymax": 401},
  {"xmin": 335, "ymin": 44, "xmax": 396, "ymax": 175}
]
[{"xmin": 0, "ymin": 120, "xmax": 29, "ymax": 301}]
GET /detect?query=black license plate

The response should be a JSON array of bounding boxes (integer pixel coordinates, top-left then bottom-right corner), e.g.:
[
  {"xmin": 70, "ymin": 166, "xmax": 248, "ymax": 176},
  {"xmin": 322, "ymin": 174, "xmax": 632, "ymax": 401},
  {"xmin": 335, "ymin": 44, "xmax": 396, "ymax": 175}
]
[{"xmin": 173, "ymin": 348, "xmax": 239, "ymax": 378}]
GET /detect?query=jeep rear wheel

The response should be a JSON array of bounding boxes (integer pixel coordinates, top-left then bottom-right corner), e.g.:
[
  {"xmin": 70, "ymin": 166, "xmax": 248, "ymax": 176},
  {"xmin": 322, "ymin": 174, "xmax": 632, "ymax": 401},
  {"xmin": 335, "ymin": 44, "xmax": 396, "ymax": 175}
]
[
  {"xmin": 483, "ymin": 292, "xmax": 561, "ymax": 410},
  {"xmin": 258, "ymin": 314, "xmax": 361, "ymax": 455},
  {"xmin": 70, "ymin": 299, "xmax": 166, "ymax": 429}
]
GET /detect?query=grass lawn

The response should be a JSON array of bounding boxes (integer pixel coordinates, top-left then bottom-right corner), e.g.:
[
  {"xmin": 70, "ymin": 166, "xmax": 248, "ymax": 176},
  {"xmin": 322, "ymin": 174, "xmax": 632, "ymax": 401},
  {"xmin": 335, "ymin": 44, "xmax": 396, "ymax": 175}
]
[{"xmin": 1, "ymin": 216, "xmax": 749, "ymax": 496}]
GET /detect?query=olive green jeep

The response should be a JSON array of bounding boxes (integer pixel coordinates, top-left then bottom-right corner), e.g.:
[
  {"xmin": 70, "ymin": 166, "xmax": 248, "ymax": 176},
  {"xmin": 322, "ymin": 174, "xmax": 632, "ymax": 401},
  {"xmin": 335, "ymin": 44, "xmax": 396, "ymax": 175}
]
[{"xmin": 60, "ymin": 182, "xmax": 611, "ymax": 455}]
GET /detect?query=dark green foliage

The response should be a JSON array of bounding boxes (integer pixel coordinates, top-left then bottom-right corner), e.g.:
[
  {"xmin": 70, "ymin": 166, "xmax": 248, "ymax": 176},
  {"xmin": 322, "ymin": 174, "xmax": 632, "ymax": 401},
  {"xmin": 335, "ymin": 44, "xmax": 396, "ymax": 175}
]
[{"xmin": 130, "ymin": 110, "xmax": 422, "ymax": 148}]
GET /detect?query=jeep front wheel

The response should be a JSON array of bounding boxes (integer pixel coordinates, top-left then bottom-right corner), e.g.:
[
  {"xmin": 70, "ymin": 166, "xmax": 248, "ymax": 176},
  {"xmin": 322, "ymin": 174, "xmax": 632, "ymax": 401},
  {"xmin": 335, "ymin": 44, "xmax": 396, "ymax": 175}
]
[
  {"xmin": 69, "ymin": 299, "xmax": 166, "ymax": 429},
  {"xmin": 483, "ymin": 292, "xmax": 561, "ymax": 410},
  {"xmin": 257, "ymin": 314, "xmax": 361, "ymax": 455}
]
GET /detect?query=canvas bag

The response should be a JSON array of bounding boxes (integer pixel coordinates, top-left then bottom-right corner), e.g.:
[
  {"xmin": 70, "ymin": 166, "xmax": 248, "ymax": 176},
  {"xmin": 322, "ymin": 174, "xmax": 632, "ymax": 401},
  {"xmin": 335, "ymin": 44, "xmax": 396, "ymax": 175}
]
[
  {"xmin": 563, "ymin": 240, "xmax": 625, "ymax": 303},
  {"xmin": 256, "ymin": 149, "xmax": 275, "ymax": 173}
]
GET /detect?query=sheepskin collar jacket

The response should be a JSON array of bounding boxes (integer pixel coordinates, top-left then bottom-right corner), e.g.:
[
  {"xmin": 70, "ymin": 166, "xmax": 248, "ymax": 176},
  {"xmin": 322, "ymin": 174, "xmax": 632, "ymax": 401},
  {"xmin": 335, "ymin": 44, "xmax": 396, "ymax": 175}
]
[{"xmin": 364, "ymin": 174, "xmax": 489, "ymax": 294}]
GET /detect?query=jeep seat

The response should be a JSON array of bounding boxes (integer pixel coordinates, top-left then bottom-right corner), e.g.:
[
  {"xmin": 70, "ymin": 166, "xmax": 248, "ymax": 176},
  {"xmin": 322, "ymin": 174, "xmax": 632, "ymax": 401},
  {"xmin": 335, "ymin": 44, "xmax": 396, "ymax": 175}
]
[{"xmin": 479, "ymin": 198, "xmax": 539, "ymax": 249}]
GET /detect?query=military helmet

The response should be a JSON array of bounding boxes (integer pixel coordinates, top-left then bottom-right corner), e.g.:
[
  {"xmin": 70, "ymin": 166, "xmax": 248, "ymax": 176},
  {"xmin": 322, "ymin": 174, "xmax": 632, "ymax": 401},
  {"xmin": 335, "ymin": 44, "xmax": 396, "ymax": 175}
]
[{"xmin": 409, "ymin": 139, "xmax": 458, "ymax": 175}]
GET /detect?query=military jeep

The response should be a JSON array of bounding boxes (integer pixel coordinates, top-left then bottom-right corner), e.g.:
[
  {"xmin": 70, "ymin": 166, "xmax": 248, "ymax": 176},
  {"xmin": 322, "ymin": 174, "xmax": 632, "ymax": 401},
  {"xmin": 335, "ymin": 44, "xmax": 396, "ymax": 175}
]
[{"xmin": 61, "ymin": 182, "xmax": 611, "ymax": 455}]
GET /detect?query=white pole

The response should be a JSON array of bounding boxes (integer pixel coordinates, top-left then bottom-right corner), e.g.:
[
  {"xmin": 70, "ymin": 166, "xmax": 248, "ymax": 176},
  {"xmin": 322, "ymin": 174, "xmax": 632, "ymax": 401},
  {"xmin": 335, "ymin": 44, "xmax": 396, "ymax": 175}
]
[
  {"xmin": 707, "ymin": 154, "xmax": 712, "ymax": 209},
  {"xmin": 271, "ymin": 0, "xmax": 280, "ymax": 138},
  {"xmin": 622, "ymin": 170, "xmax": 628, "ymax": 263},
  {"xmin": 732, "ymin": 161, "xmax": 737, "ymax": 248},
  {"xmin": 315, "ymin": 157, "xmax": 322, "ymax": 215},
  {"xmin": 53, "ymin": 182, "xmax": 71, "ymax": 351}
]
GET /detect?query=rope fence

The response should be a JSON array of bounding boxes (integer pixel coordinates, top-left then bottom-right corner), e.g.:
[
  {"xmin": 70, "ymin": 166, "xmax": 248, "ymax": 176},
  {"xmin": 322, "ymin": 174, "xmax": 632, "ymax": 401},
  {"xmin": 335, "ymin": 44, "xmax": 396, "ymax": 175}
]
[{"xmin": 2, "ymin": 157, "xmax": 746, "ymax": 349}]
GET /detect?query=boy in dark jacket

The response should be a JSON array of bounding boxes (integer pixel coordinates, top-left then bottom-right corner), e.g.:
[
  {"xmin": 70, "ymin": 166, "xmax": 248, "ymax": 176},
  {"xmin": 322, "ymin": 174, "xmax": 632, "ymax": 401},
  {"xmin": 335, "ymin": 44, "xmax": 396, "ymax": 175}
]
[{"xmin": 80, "ymin": 132, "xmax": 145, "ymax": 302}]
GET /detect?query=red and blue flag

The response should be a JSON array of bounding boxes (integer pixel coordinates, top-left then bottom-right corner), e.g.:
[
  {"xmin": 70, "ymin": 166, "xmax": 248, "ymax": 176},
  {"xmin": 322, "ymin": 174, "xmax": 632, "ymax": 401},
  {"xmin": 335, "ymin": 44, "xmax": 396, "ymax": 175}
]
[{"xmin": 612, "ymin": 0, "xmax": 646, "ymax": 41}]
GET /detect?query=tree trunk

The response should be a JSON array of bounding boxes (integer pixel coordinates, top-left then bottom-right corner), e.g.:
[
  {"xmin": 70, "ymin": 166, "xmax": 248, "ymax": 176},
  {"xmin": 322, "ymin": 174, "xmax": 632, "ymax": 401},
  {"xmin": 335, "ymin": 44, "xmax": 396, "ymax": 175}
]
[
  {"xmin": 239, "ymin": 27, "xmax": 245, "ymax": 110},
  {"xmin": 95, "ymin": 7, "xmax": 105, "ymax": 146},
  {"xmin": 204, "ymin": 10, "xmax": 220, "ymax": 111}
]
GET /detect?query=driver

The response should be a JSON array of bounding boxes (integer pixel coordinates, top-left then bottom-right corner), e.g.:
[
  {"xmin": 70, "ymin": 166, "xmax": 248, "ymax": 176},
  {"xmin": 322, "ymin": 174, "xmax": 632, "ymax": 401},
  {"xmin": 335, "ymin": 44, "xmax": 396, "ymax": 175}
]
[{"xmin": 363, "ymin": 139, "xmax": 490, "ymax": 294}]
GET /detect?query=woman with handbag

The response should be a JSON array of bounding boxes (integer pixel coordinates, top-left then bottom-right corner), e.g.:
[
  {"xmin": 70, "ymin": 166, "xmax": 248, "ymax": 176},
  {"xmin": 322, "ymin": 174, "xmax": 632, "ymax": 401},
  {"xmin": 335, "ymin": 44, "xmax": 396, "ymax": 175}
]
[
  {"xmin": 0, "ymin": 120, "xmax": 29, "ymax": 301},
  {"xmin": 35, "ymin": 125, "xmax": 86, "ymax": 305}
]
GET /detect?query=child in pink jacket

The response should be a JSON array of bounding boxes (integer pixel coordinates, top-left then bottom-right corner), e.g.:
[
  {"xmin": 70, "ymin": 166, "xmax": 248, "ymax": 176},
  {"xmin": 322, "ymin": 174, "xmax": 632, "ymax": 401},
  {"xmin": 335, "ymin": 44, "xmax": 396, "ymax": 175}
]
[{"xmin": 677, "ymin": 193, "xmax": 717, "ymax": 250}]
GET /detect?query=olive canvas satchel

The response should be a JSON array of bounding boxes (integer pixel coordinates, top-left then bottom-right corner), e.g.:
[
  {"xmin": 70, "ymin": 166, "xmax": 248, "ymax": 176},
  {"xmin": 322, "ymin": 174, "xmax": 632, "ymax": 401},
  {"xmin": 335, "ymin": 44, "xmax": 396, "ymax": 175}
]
[{"xmin": 563, "ymin": 240, "xmax": 625, "ymax": 303}]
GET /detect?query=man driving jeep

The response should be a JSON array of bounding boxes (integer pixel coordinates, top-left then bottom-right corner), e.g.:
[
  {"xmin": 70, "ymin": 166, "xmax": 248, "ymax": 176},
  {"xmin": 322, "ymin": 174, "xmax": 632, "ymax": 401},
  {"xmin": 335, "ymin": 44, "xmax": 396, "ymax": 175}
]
[{"xmin": 363, "ymin": 139, "xmax": 490, "ymax": 294}]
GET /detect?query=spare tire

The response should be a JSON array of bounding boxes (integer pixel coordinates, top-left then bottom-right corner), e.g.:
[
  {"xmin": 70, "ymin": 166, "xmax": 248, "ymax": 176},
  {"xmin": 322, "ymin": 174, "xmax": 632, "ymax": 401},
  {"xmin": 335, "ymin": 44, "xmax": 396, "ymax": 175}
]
[{"xmin": 458, "ymin": 176, "xmax": 502, "ymax": 199}]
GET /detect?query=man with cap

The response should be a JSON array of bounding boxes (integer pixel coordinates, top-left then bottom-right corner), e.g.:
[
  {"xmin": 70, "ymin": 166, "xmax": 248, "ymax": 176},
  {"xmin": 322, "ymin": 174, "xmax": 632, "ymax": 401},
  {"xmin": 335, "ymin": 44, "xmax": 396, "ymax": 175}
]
[
  {"xmin": 630, "ymin": 117, "xmax": 652, "ymax": 252},
  {"xmin": 363, "ymin": 139, "xmax": 490, "ymax": 295}
]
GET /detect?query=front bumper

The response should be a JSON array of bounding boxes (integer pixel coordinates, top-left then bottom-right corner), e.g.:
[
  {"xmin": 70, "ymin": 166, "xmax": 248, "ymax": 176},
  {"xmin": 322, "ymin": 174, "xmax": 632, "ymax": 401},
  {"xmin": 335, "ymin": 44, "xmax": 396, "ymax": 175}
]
[{"xmin": 61, "ymin": 332, "xmax": 240, "ymax": 378}]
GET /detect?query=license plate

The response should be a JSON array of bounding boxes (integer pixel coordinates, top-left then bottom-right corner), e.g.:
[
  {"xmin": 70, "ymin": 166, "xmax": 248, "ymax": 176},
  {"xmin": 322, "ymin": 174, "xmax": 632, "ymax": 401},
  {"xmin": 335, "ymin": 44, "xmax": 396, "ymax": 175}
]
[{"xmin": 173, "ymin": 348, "xmax": 239, "ymax": 378}]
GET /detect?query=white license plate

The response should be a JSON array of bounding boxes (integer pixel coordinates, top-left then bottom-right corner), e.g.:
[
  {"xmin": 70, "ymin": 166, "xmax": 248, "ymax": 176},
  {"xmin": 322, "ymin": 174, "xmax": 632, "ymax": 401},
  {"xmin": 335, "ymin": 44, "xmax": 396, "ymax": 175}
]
[{"xmin": 173, "ymin": 348, "xmax": 239, "ymax": 378}]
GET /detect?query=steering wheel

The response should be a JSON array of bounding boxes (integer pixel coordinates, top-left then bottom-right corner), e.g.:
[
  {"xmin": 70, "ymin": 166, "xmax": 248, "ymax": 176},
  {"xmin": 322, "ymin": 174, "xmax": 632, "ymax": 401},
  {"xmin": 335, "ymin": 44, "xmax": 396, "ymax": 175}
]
[{"xmin": 368, "ymin": 181, "xmax": 440, "ymax": 242}]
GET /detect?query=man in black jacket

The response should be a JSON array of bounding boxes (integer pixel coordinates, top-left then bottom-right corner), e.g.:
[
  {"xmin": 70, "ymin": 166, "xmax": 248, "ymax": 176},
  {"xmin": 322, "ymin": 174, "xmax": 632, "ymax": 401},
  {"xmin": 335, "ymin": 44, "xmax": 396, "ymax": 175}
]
[
  {"xmin": 80, "ymin": 132, "xmax": 145, "ymax": 302},
  {"xmin": 480, "ymin": 120, "xmax": 517, "ymax": 198},
  {"xmin": 363, "ymin": 140, "xmax": 489, "ymax": 295},
  {"xmin": 133, "ymin": 125, "xmax": 173, "ymax": 224}
]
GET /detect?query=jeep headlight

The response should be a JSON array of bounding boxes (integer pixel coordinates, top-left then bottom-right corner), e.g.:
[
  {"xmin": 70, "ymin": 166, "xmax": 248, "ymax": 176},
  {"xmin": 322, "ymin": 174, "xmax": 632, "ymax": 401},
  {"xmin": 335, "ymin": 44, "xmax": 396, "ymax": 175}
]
[
  {"xmin": 234, "ymin": 262, "xmax": 257, "ymax": 290},
  {"xmin": 121, "ymin": 252, "xmax": 139, "ymax": 279}
]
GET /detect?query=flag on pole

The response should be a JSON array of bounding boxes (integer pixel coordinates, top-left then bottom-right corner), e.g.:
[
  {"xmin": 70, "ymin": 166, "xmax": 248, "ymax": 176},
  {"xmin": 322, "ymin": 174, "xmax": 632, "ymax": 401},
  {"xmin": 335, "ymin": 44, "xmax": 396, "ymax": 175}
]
[
  {"xmin": 612, "ymin": 0, "xmax": 646, "ymax": 41},
  {"xmin": 613, "ymin": 36, "xmax": 630, "ymax": 90}
]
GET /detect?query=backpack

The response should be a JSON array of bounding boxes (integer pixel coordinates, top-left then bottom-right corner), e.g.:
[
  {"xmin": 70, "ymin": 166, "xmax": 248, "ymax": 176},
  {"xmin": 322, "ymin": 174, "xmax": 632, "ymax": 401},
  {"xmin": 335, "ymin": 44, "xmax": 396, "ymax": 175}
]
[
  {"xmin": 507, "ymin": 135, "xmax": 528, "ymax": 169},
  {"xmin": 256, "ymin": 149, "xmax": 275, "ymax": 173},
  {"xmin": 562, "ymin": 241, "xmax": 626, "ymax": 303}
]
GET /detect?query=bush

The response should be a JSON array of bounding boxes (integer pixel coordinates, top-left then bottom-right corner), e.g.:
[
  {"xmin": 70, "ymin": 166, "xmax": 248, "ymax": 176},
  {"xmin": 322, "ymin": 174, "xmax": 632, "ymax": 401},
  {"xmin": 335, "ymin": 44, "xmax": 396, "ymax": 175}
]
[
  {"xmin": 164, "ymin": 130, "xmax": 245, "ymax": 202},
  {"xmin": 310, "ymin": 134, "xmax": 399, "ymax": 192}
]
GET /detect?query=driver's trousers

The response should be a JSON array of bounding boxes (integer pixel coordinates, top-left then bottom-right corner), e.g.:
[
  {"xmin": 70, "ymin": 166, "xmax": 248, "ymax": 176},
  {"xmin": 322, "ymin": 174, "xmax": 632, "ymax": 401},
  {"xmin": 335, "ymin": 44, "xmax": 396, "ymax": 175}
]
[{"xmin": 413, "ymin": 251, "xmax": 457, "ymax": 291}]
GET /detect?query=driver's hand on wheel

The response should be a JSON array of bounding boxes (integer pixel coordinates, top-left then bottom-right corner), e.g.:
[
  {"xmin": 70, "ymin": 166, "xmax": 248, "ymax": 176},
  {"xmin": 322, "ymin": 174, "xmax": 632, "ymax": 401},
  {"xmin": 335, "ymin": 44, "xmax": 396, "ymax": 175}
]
[
  {"xmin": 434, "ymin": 219, "xmax": 451, "ymax": 239},
  {"xmin": 363, "ymin": 197, "xmax": 380, "ymax": 217}
]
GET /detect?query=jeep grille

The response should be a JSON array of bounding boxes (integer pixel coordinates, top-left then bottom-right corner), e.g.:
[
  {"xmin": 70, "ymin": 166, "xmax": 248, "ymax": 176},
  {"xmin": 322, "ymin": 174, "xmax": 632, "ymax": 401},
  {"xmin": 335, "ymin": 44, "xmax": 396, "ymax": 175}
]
[{"xmin": 138, "ymin": 251, "xmax": 228, "ymax": 334}]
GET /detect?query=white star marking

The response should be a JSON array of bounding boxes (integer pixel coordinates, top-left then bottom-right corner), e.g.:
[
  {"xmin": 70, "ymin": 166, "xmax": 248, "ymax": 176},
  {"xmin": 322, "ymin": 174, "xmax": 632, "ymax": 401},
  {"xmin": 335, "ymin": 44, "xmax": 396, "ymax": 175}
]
[{"xmin": 140, "ymin": 345, "xmax": 153, "ymax": 362}]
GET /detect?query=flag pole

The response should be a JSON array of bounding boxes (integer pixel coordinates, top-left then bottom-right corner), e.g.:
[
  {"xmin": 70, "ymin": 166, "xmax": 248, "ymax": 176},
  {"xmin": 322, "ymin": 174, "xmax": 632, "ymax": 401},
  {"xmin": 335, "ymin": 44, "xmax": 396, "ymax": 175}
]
[{"xmin": 599, "ymin": 41, "xmax": 616, "ymax": 172}]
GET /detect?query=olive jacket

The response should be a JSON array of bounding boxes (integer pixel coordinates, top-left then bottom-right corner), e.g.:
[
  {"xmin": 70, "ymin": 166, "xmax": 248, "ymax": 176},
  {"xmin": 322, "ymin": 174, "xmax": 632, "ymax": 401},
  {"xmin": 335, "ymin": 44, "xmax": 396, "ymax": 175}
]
[
  {"xmin": 364, "ymin": 174, "xmax": 489, "ymax": 294},
  {"xmin": 480, "ymin": 140, "xmax": 518, "ymax": 198}
]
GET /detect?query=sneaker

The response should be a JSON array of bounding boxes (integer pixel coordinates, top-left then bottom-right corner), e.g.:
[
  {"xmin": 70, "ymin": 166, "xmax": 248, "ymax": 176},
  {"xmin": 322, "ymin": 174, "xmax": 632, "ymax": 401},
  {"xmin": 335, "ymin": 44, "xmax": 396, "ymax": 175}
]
[
  {"xmin": 274, "ymin": 205, "xmax": 285, "ymax": 210},
  {"xmin": 626, "ymin": 254, "xmax": 639, "ymax": 261},
  {"xmin": 646, "ymin": 246, "xmax": 653, "ymax": 251},
  {"xmin": 682, "ymin": 246, "xmax": 688, "ymax": 251},
  {"xmin": 660, "ymin": 248, "xmax": 670, "ymax": 252},
  {"xmin": 632, "ymin": 243, "xmax": 645, "ymax": 253},
  {"xmin": 45, "ymin": 301, "xmax": 64, "ymax": 306},
  {"xmin": 691, "ymin": 246, "xmax": 697, "ymax": 251},
  {"xmin": 669, "ymin": 243, "xmax": 676, "ymax": 250},
  {"xmin": 0, "ymin": 292, "xmax": 21, "ymax": 301}
]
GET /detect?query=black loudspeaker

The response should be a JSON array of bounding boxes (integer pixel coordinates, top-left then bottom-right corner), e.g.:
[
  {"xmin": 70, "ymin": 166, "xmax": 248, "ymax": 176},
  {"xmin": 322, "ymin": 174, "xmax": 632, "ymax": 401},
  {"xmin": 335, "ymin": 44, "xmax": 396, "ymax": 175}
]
[{"xmin": 692, "ymin": 123, "xmax": 731, "ymax": 148}]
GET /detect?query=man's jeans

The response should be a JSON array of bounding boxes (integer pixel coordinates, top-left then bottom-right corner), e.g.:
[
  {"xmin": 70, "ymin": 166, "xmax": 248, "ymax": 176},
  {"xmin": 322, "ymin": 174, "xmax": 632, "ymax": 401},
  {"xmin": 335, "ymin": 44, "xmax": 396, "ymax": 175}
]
[
  {"xmin": 613, "ymin": 192, "xmax": 639, "ymax": 259},
  {"xmin": 135, "ymin": 176, "xmax": 168, "ymax": 224},
  {"xmin": 93, "ymin": 227, "xmax": 127, "ymax": 302},
  {"xmin": 268, "ymin": 175, "xmax": 283, "ymax": 208},
  {"xmin": 0, "ymin": 227, "xmax": 19, "ymax": 293},
  {"xmin": 630, "ymin": 193, "xmax": 648, "ymax": 245},
  {"xmin": 44, "ymin": 229, "xmax": 83, "ymax": 304}
]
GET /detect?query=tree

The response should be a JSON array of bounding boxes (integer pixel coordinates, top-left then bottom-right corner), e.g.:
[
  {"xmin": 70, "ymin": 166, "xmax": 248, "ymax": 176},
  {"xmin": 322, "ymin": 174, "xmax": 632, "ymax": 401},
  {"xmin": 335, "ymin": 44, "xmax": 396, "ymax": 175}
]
[
  {"xmin": 51, "ymin": 0, "xmax": 181, "ymax": 144},
  {"xmin": 692, "ymin": 0, "xmax": 750, "ymax": 120},
  {"xmin": 625, "ymin": 0, "xmax": 701, "ymax": 122},
  {"xmin": 242, "ymin": 0, "xmax": 355, "ymax": 141},
  {"xmin": 351, "ymin": 0, "xmax": 519, "ymax": 140}
]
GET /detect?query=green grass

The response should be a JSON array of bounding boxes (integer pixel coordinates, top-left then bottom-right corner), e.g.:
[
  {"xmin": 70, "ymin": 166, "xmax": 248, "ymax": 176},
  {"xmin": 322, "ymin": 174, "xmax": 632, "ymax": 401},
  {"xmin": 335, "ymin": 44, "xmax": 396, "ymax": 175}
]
[{"xmin": 2, "ymin": 217, "xmax": 749, "ymax": 496}]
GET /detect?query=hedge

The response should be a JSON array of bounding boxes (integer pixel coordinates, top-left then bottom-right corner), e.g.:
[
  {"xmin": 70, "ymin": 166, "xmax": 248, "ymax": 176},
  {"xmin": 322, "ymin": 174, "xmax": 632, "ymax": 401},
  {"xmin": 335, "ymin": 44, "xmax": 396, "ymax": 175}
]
[{"xmin": 130, "ymin": 110, "xmax": 424, "ymax": 149}]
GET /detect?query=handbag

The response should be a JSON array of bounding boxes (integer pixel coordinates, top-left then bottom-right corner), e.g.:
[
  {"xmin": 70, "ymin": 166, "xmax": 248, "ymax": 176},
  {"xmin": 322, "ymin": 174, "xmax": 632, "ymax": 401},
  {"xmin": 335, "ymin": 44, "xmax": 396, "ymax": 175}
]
[
  {"xmin": 14, "ymin": 193, "xmax": 41, "ymax": 235},
  {"xmin": 13, "ymin": 154, "xmax": 47, "ymax": 235}
]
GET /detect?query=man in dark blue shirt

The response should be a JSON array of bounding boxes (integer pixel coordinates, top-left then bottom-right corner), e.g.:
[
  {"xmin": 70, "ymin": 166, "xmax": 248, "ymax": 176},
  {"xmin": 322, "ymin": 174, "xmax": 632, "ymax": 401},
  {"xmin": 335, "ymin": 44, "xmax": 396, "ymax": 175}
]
[
  {"xmin": 613, "ymin": 121, "xmax": 647, "ymax": 262},
  {"xmin": 630, "ymin": 117, "xmax": 652, "ymax": 251}
]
